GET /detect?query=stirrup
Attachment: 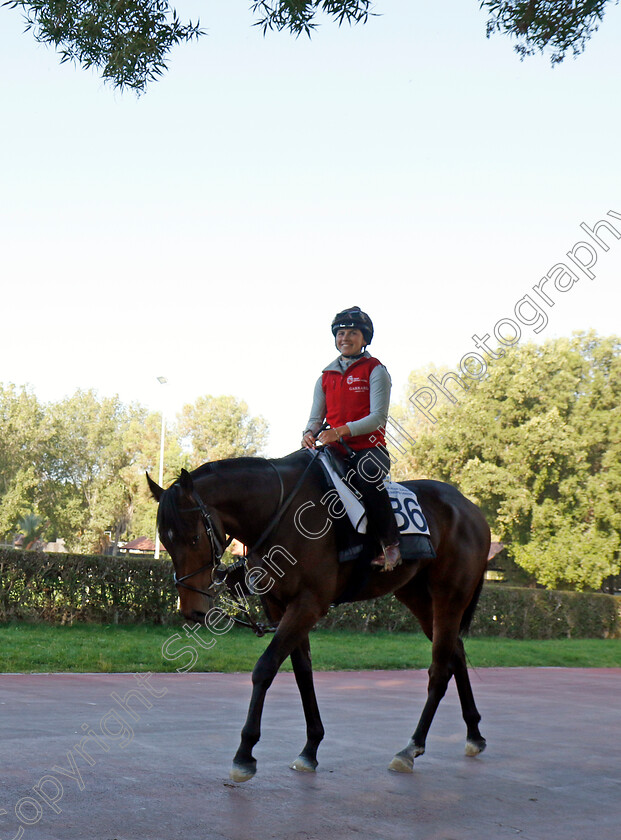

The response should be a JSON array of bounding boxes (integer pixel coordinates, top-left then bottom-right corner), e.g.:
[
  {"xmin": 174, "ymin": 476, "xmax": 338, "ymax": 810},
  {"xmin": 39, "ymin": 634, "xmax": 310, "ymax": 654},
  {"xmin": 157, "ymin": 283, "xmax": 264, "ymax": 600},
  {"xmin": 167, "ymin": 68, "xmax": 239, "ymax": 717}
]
[{"xmin": 371, "ymin": 543, "xmax": 402, "ymax": 572}]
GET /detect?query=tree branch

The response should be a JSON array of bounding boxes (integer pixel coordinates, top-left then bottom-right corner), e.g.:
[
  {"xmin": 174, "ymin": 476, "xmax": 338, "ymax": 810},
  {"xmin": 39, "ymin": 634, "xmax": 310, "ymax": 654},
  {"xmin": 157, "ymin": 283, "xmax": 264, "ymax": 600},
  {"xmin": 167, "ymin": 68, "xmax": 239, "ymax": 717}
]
[
  {"xmin": 480, "ymin": 0, "xmax": 618, "ymax": 64},
  {"xmin": 4, "ymin": 0, "xmax": 204, "ymax": 92}
]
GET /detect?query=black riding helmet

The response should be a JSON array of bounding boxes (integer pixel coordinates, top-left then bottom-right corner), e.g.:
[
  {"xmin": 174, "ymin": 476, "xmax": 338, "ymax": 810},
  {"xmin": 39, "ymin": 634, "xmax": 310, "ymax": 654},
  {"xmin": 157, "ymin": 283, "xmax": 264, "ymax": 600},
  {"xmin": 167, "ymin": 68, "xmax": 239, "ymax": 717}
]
[{"xmin": 331, "ymin": 306, "xmax": 374, "ymax": 346}]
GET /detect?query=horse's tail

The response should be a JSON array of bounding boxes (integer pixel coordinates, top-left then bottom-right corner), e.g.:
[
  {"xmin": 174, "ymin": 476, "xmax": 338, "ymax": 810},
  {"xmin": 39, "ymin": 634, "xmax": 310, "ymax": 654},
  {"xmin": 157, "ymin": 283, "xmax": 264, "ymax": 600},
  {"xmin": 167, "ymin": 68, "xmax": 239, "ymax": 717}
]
[{"xmin": 460, "ymin": 573, "xmax": 485, "ymax": 636}]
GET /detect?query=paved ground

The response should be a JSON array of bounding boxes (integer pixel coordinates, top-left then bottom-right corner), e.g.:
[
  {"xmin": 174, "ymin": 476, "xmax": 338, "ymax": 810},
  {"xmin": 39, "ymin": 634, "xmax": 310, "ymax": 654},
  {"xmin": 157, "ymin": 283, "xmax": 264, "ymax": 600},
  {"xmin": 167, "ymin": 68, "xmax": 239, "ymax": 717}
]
[{"xmin": 1, "ymin": 668, "xmax": 620, "ymax": 840}]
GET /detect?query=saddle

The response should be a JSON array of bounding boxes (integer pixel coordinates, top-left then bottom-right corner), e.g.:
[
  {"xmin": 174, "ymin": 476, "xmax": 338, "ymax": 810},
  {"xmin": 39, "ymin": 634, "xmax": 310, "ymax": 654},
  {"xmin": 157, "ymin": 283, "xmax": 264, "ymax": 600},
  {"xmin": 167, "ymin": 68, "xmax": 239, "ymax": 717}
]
[
  {"xmin": 317, "ymin": 448, "xmax": 436, "ymax": 567},
  {"xmin": 222, "ymin": 449, "xmax": 436, "ymax": 609}
]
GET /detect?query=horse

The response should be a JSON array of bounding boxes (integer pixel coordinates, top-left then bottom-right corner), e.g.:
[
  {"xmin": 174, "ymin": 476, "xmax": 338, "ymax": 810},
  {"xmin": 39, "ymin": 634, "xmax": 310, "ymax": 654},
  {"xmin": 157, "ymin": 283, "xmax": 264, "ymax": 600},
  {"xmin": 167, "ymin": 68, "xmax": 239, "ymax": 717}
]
[{"xmin": 147, "ymin": 448, "xmax": 491, "ymax": 782}]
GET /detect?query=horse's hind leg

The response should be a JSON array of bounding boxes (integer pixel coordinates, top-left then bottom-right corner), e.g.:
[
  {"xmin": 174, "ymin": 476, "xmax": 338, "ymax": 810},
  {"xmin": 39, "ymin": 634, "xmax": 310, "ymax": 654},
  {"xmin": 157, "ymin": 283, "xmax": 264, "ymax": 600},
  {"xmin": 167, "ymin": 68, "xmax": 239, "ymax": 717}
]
[
  {"xmin": 289, "ymin": 634, "xmax": 325, "ymax": 773},
  {"xmin": 451, "ymin": 638, "xmax": 486, "ymax": 756}
]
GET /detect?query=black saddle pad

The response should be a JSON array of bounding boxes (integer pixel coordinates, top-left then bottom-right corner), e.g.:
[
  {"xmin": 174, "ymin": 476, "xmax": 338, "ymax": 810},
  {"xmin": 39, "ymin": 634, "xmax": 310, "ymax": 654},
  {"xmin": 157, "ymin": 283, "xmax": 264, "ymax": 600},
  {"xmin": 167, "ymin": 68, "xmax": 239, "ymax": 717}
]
[
  {"xmin": 333, "ymin": 517, "xmax": 436, "ymax": 566},
  {"xmin": 330, "ymin": 500, "xmax": 436, "ymax": 607}
]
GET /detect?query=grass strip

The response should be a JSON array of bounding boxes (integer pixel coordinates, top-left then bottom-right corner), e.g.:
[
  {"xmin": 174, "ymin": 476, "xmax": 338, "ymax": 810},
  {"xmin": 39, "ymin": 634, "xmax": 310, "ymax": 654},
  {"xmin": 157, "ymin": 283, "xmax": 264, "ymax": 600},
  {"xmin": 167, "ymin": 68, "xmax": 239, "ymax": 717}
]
[{"xmin": 1, "ymin": 623, "xmax": 620, "ymax": 673}]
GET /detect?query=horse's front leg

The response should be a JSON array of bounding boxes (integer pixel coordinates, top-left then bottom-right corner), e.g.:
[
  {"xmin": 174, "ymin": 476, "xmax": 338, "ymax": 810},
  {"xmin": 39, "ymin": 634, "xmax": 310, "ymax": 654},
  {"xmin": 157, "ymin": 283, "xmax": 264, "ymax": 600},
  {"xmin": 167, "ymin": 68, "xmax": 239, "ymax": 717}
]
[
  {"xmin": 229, "ymin": 641, "xmax": 279, "ymax": 782},
  {"xmin": 289, "ymin": 634, "xmax": 325, "ymax": 773},
  {"xmin": 230, "ymin": 600, "xmax": 322, "ymax": 782}
]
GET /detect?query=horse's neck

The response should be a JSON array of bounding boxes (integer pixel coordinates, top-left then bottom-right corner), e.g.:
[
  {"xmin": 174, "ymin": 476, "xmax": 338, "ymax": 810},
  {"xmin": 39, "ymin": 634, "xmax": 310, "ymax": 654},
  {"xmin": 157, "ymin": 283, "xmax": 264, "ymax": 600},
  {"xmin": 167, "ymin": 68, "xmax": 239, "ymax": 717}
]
[{"xmin": 196, "ymin": 459, "xmax": 282, "ymax": 548}]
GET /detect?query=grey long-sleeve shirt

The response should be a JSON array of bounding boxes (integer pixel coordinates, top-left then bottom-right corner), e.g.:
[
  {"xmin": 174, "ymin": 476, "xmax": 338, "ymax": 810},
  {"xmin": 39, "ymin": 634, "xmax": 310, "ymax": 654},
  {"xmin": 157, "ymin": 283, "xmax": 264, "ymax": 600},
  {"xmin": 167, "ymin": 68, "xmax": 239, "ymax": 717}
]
[{"xmin": 304, "ymin": 353, "xmax": 392, "ymax": 438}]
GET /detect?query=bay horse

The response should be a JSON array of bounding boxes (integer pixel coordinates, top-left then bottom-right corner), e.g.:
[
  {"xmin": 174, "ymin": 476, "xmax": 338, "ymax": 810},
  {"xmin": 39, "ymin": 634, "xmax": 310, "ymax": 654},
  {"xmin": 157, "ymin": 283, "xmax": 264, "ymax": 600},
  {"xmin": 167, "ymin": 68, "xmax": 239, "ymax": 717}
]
[{"xmin": 147, "ymin": 448, "xmax": 490, "ymax": 782}]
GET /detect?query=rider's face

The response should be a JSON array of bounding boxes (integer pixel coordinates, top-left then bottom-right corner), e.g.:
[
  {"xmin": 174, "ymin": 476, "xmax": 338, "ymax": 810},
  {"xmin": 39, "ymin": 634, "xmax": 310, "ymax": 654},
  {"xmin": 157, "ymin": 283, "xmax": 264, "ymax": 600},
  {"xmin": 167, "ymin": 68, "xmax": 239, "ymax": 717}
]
[{"xmin": 336, "ymin": 328, "xmax": 365, "ymax": 356}]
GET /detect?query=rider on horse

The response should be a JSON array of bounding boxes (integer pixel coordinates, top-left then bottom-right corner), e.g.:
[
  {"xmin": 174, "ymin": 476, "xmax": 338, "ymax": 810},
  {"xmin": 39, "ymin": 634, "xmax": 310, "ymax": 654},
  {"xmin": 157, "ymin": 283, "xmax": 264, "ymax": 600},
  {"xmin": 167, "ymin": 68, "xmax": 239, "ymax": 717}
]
[{"xmin": 301, "ymin": 306, "xmax": 402, "ymax": 571}]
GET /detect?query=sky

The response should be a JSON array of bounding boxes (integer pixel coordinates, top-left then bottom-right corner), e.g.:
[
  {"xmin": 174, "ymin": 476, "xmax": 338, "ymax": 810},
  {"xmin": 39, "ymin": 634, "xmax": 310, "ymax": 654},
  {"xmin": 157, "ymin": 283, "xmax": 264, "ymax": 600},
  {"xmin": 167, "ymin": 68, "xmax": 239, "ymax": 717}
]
[{"xmin": 1, "ymin": 0, "xmax": 620, "ymax": 457}]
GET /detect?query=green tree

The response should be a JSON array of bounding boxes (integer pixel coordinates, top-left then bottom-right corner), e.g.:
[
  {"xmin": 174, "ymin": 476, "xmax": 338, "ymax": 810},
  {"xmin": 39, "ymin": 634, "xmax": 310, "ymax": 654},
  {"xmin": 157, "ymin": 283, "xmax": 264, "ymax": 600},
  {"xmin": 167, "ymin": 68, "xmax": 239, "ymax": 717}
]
[
  {"xmin": 0, "ymin": 383, "xmax": 268, "ymax": 554},
  {"xmin": 6, "ymin": 1, "xmax": 616, "ymax": 92},
  {"xmin": 121, "ymin": 407, "xmax": 186, "ymax": 543},
  {"xmin": 17, "ymin": 512, "xmax": 46, "ymax": 549},
  {"xmin": 389, "ymin": 364, "xmax": 454, "ymax": 483},
  {"xmin": 0, "ymin": 384, "xmax": 49, "ymax": 541},
  {"xmin": 39, "ymin": 389, "xmax": 138, "ymax": 553},
  {"xmin": 398, "ymin": 333, "xmax": 621, "ymax": 591},
  {"xmin": 178, "ymin": 394, "xmax": 269, "ymax": 466}
]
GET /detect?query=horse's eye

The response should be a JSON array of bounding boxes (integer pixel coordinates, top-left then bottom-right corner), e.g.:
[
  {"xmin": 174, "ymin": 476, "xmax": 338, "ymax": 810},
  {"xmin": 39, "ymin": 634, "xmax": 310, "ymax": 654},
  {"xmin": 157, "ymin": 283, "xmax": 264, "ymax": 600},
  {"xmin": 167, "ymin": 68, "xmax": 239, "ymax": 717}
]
[{"xmin": 191, "ymin": 535, "xmax": 200, "ymax": 547}]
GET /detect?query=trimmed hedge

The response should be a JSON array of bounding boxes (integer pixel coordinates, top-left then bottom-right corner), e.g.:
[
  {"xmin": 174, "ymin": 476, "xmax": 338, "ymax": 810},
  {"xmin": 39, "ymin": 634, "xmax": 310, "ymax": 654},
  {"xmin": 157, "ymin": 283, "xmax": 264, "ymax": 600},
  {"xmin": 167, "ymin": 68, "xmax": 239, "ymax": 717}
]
[
  {"xmin": 471, "ymin": 585, "xmax": 619, "ymax": 640},
  {"xmin": 1, "ymin": 549, "xmax": 619, "ymax": 638},
  {"xmin": 0, "ymin": 548, "xmax": 176, "ymax": 624},
  {"xmin": 318, "ymin": 586, "xmax": 620, "ymax": 639}
]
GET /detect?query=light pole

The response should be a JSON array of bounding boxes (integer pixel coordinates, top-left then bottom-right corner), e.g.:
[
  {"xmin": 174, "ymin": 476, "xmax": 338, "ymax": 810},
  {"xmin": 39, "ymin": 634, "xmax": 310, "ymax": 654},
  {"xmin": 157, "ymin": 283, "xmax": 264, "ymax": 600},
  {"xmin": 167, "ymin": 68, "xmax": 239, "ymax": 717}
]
[{"xmin": 154, "ymin": 376, "xmax": 167, "ymax": 559}]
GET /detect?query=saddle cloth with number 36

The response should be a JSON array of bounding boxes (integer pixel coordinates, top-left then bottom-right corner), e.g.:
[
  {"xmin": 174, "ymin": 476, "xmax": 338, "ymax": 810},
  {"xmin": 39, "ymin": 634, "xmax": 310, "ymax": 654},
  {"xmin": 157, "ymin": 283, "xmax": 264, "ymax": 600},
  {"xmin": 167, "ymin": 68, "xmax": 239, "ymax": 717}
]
[
  {"xmin": 317, "ymin": 451, "xmax": 436, "ymax": 570},
  {"xmin": 317, "ymin": 451, "xmax": 431, "ymax": 536}
]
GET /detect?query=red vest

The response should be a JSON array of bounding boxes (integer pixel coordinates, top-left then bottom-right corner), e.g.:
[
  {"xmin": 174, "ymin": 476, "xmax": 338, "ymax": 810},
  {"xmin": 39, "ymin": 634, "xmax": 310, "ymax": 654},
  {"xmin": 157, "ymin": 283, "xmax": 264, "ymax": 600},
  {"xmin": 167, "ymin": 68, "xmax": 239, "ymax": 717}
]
[{"xmin": 322, "ymin": 356, "xmax": 386, "ymax": 452}]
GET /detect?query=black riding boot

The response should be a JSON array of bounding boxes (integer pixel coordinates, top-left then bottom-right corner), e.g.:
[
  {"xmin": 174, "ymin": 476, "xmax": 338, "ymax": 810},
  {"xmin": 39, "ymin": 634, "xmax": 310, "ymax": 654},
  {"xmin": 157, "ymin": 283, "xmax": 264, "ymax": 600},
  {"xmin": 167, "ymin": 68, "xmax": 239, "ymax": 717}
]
[{"xmin": 346, "ymin": 447, "xmax": 402, "ymax": 571}]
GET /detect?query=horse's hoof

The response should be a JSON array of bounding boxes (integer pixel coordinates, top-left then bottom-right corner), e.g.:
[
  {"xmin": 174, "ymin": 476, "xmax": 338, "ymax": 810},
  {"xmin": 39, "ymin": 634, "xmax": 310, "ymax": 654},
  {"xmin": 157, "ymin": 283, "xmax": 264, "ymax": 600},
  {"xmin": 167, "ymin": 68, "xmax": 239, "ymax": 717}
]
[
  {"xmin": 388, "ymin": 753, "xmax": 414, "ymax": 774},
  {"xmin": 465, "ymin": 738, "xmax": 487, "ymax": 757},
  {"xmin": 290, "ymin": 755, "xmax": 318, "ymax": 773},
  {"xmin": 229, "ymin": 761, "xmax": 256, "ymax": 782}
]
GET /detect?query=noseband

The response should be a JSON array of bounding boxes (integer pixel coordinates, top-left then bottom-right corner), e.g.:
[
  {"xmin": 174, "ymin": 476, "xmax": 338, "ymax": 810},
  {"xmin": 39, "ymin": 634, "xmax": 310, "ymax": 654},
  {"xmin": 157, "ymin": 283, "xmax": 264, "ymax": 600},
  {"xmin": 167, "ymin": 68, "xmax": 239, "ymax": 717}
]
[{"xmin": 172, "ymin": 491, "xmax": 231, "ymax": 599}]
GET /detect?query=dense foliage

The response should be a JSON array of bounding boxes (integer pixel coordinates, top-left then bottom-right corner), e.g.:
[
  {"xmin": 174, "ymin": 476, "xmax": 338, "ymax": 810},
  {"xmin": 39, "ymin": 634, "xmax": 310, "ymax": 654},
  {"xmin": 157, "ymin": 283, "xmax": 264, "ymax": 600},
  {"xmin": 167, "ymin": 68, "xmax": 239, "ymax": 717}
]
[
  {"xmin": 4, "ymin": 0, "xmax": 203, "ymax": 91},
  {"xmin": 394, "ymin": 332, "xmax": 621, "ymax": 591},
  {"xmin": 5, "ymin": 1, "xmax": 618, "ymax": 92},
  {"xmin": 0, "ymin": 386, "xmax": 268, "ymax": 553}
]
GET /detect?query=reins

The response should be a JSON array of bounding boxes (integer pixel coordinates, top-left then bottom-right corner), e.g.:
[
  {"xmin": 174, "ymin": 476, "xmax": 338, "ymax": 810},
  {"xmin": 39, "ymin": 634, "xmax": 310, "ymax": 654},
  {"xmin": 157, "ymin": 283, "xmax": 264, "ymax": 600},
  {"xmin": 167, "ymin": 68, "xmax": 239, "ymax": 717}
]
[{"xmin": 243, "ymin": 452, "xmax": 316, "ymax": 558}]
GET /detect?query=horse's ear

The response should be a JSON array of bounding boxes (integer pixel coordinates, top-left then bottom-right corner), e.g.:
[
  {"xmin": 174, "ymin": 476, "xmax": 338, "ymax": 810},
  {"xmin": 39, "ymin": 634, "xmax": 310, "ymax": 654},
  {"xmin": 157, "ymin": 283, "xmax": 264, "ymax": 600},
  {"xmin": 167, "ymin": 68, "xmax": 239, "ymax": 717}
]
[
  {"xmin": 178, "ymin": 468, "xmax": 194, "ymax": 494},
  {"xmin": 146, "ymin": 472, "xmax": 163, "ymax": 501}
]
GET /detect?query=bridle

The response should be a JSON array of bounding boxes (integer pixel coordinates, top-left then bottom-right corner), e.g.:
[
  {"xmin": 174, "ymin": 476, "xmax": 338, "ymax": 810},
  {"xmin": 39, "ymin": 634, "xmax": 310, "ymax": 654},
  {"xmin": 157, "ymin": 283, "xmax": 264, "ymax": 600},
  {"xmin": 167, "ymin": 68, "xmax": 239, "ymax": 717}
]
[
  {"xmin": 172, "ymin": 490, "xmax": 232, "ymax": 599},
  {"xmin": 169, "ymin": 461, "xmax": 285, "ymax": 600}
]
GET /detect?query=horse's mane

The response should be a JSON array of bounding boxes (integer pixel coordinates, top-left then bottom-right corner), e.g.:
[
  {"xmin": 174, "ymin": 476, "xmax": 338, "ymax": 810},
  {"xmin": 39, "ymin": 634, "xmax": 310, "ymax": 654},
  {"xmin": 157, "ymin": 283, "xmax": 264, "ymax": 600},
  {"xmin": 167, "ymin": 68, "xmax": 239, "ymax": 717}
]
[
  {"xmin": 191, "ymin": 449, "xmax": 311, "ymax": 479},
  {"xmin": 157, "ymin": 450, "xmax": 312, "ymax": 542},
  {"xmin": 191, "ymin": 457, "xmax": 263, "ymax": 479}
]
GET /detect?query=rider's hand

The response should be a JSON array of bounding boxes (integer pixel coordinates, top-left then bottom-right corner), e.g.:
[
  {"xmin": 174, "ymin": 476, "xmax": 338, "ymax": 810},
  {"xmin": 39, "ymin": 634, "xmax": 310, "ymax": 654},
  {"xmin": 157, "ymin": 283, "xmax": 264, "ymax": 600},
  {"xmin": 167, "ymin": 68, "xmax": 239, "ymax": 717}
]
[
  {"xmin": 317, "ymin": 428, "xmax": 342, "ymax": 446},
  {"xmin": 302, "ymin": 431, "xmax": 316, "ymax": 449}
]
